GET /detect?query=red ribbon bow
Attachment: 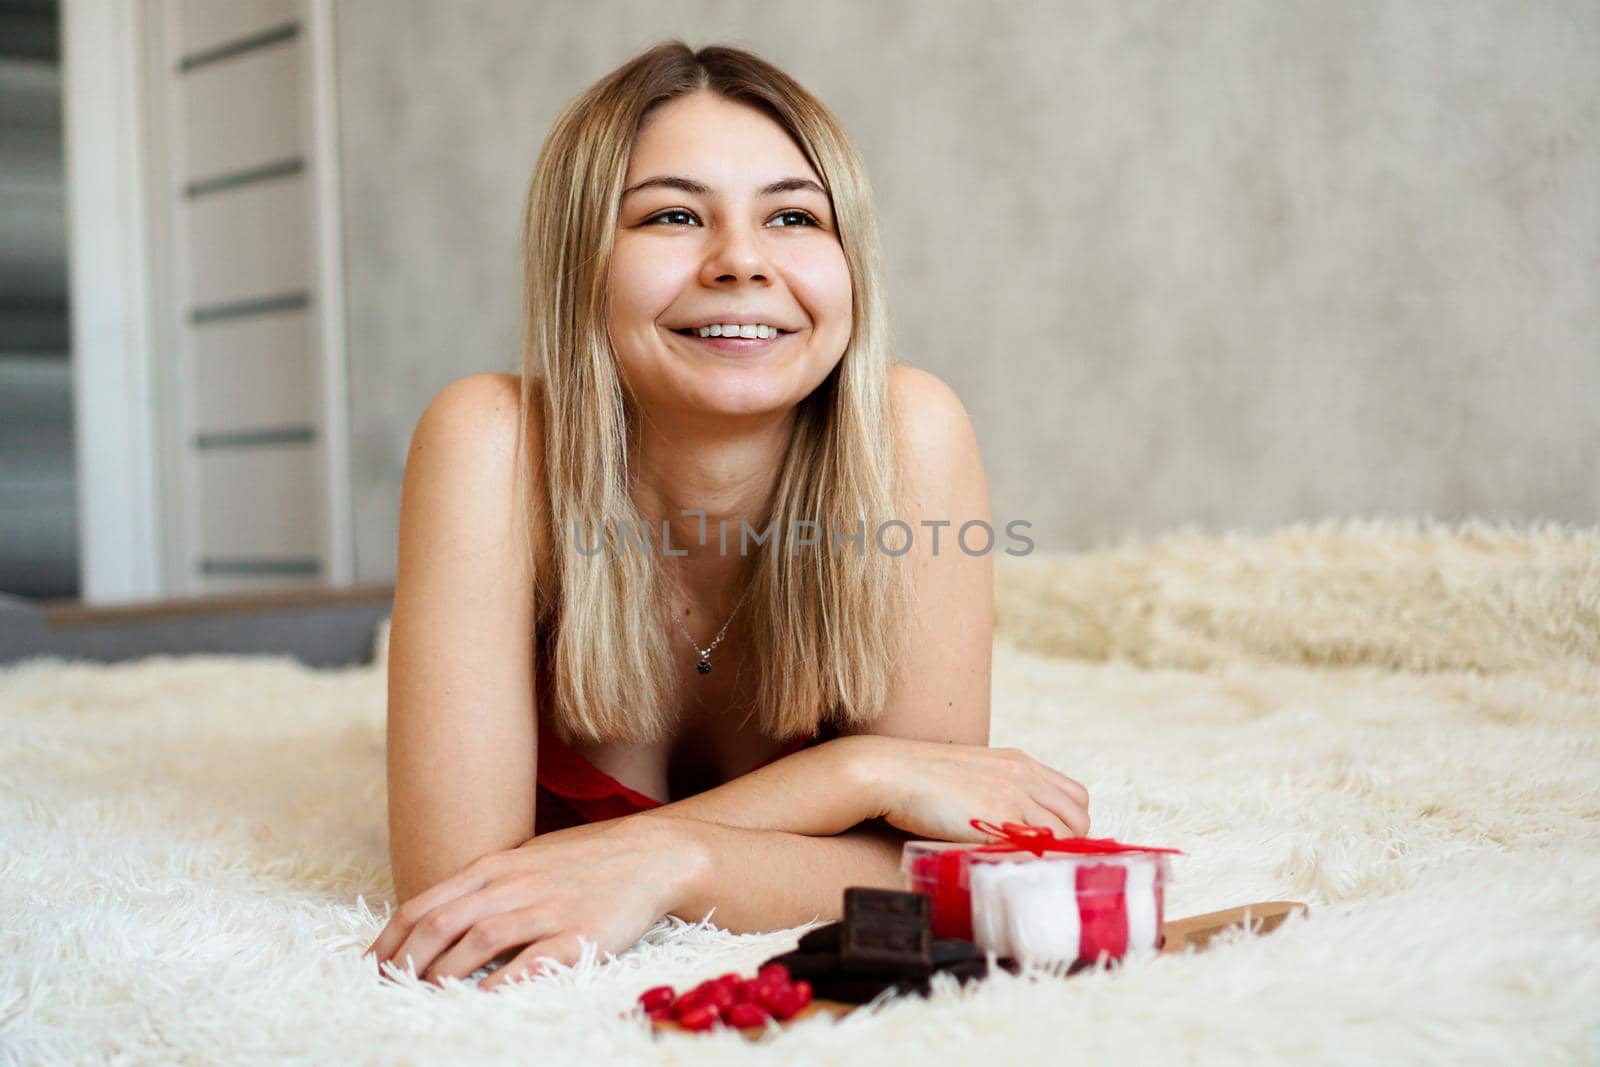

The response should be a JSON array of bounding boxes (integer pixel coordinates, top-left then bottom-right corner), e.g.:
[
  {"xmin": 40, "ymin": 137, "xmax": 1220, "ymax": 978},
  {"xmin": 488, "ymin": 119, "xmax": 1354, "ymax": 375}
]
[{"xmin": 969, "ymin": 818, "xmax": 1186, "ymax": 857}]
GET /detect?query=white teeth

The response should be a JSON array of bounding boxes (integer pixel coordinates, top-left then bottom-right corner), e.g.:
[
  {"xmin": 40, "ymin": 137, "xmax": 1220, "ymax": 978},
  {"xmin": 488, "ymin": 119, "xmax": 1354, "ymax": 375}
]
[{"xmin": 694, "ymin": 323, "xmax": 779, "ymax": 338}]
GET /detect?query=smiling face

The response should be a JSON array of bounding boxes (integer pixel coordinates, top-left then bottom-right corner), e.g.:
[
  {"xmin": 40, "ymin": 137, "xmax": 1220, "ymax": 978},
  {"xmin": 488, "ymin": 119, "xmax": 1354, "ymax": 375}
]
[{"xmin": 606, "ymin": 90, "xmax": 853, "ymax": 422}]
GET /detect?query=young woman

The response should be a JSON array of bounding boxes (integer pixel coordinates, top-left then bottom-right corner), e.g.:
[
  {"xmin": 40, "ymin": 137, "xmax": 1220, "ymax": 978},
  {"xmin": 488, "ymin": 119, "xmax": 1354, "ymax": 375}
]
[{"xmin": 366, "ymin": 41, "xmax": 1090, "ymax": 990}]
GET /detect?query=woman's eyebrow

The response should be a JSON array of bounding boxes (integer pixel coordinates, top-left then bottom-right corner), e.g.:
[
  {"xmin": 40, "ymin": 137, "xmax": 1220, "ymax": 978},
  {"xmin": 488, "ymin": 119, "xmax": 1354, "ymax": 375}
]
[{"xmin": 620, "ymin": 175, "xmax": 829, "ymax": 201}]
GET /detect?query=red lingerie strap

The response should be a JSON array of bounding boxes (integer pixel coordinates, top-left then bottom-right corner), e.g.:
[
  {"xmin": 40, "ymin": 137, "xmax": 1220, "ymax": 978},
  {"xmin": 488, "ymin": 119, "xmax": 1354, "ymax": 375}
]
[{"xmin": 536, "ymin": 715, "xmax": 663, "ymax": 807}]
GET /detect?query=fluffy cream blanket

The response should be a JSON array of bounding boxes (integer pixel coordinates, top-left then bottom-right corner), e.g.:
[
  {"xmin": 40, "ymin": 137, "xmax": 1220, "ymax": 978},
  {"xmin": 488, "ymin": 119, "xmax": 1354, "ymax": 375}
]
[{"xmin": 3, "ymin": 518, "xmax": 1597, "ymax": 1064}]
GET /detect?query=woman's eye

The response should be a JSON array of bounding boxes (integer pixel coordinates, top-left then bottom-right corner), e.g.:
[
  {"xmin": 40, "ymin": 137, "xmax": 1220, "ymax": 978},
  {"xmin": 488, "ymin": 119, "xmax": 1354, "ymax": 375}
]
[
  {"xmin": 646, "ymin": 209, "xmax": 698, "ymax": 226},
  {"xmin": 643, "ymin": 209, "xmax": 820, "ymax": 228},
  {"xmin": 770, "ymin": 210, "xmax": 820, "ymax": 228}
]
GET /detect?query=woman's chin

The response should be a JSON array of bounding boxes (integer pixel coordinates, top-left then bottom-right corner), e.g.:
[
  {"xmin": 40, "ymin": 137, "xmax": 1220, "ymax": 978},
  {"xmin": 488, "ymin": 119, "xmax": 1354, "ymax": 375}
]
[
  {"xmin": 667, "ymin": 361, "xmax": 812, "ymax": 416},
  {"xmin": 681, "ymin": 383, "xmax": 802, "ymax": 421}
]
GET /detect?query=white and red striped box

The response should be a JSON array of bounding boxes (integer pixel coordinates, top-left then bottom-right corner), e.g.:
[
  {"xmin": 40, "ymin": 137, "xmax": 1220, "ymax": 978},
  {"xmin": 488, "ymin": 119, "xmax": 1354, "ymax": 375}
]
[{"xmin": 902, "ymin": 840, "xmax": 1175, "ymax": 967}]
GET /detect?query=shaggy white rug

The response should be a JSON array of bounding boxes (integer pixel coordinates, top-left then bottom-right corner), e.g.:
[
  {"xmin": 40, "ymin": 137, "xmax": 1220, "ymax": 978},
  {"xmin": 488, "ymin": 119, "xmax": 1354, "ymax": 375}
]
[{"xmin": 2, "ymin": 517, "xmax": 1597, "ymax": 1065}]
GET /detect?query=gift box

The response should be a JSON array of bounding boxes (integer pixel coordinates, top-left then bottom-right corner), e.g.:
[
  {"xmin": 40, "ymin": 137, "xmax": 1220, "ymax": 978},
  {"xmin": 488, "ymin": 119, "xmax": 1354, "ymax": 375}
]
[{"xmin": 901, "ymin": 819, "xmax": 1184, "ymax": 967}]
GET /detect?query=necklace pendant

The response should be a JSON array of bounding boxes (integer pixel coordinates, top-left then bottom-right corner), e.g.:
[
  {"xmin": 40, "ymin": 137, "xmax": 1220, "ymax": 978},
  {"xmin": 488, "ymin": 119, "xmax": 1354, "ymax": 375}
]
[{"xmin": 696, "ymin": 657, "xmax": 712, "ymax": 675}]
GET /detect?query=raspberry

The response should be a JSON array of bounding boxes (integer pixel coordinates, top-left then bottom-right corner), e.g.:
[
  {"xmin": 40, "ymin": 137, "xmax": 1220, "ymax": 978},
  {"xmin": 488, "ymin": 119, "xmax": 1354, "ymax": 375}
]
[
  {"xmin": 638, "ymin": 985, "xmax": 676, "ymax": 1013},
  {"xmin": 766, "ymin": 987, "xmax": 805, "ymax": 1021},
  {"xmin": 680, "ymin": 979, "xmax": 736, "ymax": 1014},
  {"xmin": 661, "ymin": 966, "xmax": 811, "ymax": 1030},
  {"xmin": 726, "ymin": 1001, "xmax": 770, "ymax": 1028},
  {"xmin": 755, "ymin": 980, "xmax": 792, "ymax": 1016},
  {"xmin": 673, "ymin": 985, "xmax": 713, "ymax": 1017},
  {"xmin": 676, "ymin": 1002, "xmax": 721, "ymax": 1031}
]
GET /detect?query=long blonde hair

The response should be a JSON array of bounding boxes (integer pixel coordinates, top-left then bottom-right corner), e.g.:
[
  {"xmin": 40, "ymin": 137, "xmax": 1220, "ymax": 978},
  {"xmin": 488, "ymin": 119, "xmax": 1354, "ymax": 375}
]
[{"xmin": 514, "ymin": 40, "xmax": 912, "ymax": 745}]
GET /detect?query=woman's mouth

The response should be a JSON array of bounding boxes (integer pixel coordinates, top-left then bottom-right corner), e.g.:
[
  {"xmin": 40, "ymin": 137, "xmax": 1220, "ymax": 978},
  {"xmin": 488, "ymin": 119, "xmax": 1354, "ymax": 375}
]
[{"xmin": 669, "ymin": 326, "xmax": 794, "ymax": 355}]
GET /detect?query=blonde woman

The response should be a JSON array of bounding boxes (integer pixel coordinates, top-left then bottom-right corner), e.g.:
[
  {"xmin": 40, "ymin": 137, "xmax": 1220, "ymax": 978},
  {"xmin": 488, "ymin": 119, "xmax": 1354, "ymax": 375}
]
[{"xmin": 366, "ymin": 40, "xmax": 1090, "ymax": 990}]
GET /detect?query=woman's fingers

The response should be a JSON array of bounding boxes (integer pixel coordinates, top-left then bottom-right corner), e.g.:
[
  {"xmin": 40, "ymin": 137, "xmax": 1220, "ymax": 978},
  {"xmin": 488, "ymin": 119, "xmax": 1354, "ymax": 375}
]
[
  {"xmin": 1028, "ymin": 779, "xmax": 1090, "ymax": 837},
  {"xmin": 1050, "ymin": 771, "xmax": 1090, "ymax": 809},
  {"xmin": 382, "ymin": 885, "xmax": 510, "ymax": 982},
  {"xmin": 366, "ymin": 870, "xmax": 487, "ymax": 963},
  {"xmin": 1024, "ymin": 757, "xmax": 1089, "ymax": 826},
  {"xmin": 478, "ymin": 931, "xmax": 587, "ymax": 992},
  {"xmin": 424, "ymin": 906, "xmax": 562, "ymax": 984}
]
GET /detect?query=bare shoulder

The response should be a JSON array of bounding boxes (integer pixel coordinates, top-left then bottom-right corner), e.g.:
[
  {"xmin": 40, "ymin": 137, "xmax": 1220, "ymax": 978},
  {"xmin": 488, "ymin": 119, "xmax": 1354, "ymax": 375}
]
[
  {"xmin": 888, "ymin": 362, "xmax": 969, "ymax": 429},
  {"xmin": 406, "ymin": 371, "xmax": 548, "ymax": 579},
  {"xmin": 886, "ymin": 363, "xmax": 983, "ymax": 503},
  {"xmin": 415, "ymin": 371, "xmax": 524, "ymax": 457}
]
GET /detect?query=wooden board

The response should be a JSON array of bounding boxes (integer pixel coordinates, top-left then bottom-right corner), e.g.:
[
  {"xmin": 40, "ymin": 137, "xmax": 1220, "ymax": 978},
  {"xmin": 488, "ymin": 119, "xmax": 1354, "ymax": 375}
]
[{"xmin": 651, "ymin": 899, "xmax": 1309, "ymax": 1039}]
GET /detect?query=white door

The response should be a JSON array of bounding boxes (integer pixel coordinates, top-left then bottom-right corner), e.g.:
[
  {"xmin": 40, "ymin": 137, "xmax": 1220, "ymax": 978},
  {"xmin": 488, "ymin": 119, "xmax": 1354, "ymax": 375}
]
[{"xmin": 64, "ymin": 0, "xmax": 351, "ymax": 601}]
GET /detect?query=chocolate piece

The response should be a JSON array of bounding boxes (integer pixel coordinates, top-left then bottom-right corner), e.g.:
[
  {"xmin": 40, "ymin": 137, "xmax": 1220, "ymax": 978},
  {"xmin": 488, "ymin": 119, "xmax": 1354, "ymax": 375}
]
[
  {"xmin": 931, "ymin": 938, "xmax": 981, "ymax": 966},
  {"xmin": 936, "ymin": 956, "xmax": 988, "ymax": 982},
  {"xmin": 759, "ymin": 886, "xmax": 999, "ymax": 1007},
  {"xmin": 808, "ymin": 972, "xmax": 932, "ymax": 1004},
  {"xmin": 841, "ymin": 918, "xmax": 932, "ymax": 974},
  {"xmin": 761, "ymin": 948, "xmax": 840, "ymax": 980},
  {"xmin": 797, "ymin": 920, "xmax": 843, "ymax": 953},
  {"xmin": 843, "ymin": 887, "xmax": 930, "ymax": 924},
  {"xmin": 800, "ymin": 953, "xmax": 988, "ymax": 1004},
  {"xmin": 841, "ymin": 886, "xmax": 934, "ymax": 974}
]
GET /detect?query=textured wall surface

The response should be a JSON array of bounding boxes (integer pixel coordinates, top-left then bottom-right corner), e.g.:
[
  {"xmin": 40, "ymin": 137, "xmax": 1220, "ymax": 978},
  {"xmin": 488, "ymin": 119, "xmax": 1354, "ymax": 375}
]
[{"xmin": 333, "ymin": 0, "xmax": 1599, "ymax": 580}]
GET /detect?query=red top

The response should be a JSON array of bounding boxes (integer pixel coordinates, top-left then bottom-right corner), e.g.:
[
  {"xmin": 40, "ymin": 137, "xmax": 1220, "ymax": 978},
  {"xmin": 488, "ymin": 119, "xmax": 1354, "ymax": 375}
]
[{"xmin": 532, "ymin": 639, "xmax": 835, "ymax": 835}]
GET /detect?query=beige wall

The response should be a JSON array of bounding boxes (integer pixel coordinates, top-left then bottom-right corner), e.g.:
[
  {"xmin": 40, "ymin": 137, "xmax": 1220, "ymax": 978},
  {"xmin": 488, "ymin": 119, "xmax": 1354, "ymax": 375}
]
[{"xmin": 333, "ymin": 0, "xmax": 1599, "ymax": 580}]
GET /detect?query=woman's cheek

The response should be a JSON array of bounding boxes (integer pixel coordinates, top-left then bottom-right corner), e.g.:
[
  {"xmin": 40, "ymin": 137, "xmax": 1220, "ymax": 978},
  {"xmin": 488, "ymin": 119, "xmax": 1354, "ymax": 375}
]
[
  {"xmin": 612, "ymin": 248, "xmax": 686, "ymax": 316},
  {"xmin": 788, "ymin": 245, "xmax": 854, "ymax": 338}
]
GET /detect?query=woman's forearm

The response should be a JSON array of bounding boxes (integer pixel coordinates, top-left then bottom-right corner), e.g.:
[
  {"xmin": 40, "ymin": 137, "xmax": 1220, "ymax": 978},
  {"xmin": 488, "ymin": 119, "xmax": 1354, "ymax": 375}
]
[
  {"xmin": 650, "ymin": 812, "xmax": 912, "ymax": 932},
  {"xmin": 642, "ymin": 734, "xmax": 890, "ymax": 837}
]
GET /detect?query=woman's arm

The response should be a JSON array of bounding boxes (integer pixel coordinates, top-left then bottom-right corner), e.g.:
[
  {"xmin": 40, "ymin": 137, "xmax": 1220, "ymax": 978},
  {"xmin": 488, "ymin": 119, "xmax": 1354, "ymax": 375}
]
[
  {"xmin": 388, "ymin": 376, "xmax": 541, "ymax": 905},
  {"xmin": 635, "ymin": 735, "xmax": 883, "ymax": 836},
  {"xmin": 655, "ymin": 813, "xmax": 911, "ymax": 932}
]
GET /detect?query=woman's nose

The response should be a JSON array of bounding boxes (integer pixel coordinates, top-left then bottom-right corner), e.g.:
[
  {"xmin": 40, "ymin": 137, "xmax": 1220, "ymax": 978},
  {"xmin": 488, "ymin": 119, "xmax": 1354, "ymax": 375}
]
[{"xmin": 698, "ymin": 223, "xmax": 773, "ymax": 286}]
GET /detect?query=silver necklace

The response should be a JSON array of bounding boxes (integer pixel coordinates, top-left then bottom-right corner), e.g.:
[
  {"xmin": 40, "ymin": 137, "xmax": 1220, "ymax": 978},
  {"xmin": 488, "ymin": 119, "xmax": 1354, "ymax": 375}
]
[{"xmin": 669, "ymin": 585, "xmax": 750, "ymax": 676}]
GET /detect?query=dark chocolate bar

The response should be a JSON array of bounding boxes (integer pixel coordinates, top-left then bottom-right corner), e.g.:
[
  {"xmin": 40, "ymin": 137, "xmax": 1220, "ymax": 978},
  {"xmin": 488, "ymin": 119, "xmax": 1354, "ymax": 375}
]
[
  {"xmin": 797, "ymin": 920, "xmax": 843, "ymax": 953},
  {"xmin": 842, "ymin": 887, "xmax": 930, "ymax": 924},
  {"xmin": 755, "ymin": 885, "xmax": 995, "ymax": 1005},
  {"xmin": 841, "ymin": 918, "xmax": 933, "ymax": 974},
  {"xmin": 808, "ymin": 972, "xmax": 932, "ymax": 1004},
  {"xmin": 934, "ymin": 956, "xmax": 988, "ymax": 982},
  {"xmin": 808, "ymin": 958, "xmax": 986, "ymax": 1004},
  {"xmin": 931, "ymin": 938, "xmax": 981, "ymax": 967},
  {"xmin": 762, "ymin": 948, "xmax": 840, "ymax": 980}
]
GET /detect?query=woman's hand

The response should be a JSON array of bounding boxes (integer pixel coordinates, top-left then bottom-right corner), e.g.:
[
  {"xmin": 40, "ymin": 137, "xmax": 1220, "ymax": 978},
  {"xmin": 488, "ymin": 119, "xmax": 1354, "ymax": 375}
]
[
  {"xmin": 848, "ymin": 735, "xmax": 1091, "ymax": 843},
  {"xmin": 363, "ymin": 813, "xmax": 704, "ymax": 991}
]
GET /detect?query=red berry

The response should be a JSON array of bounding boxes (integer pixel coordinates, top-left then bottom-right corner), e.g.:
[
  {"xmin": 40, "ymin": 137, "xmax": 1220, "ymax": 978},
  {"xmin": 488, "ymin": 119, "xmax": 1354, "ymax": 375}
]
[
  {"xmin": 790, "ymin": 979, "xmax": 812, "ymax": 1010},
  {"xmin": 677, "ymin": 1002, "xmax": 721, "ymax": 1031},
  {"xmin": 646, "ymin": 1005, "xmax": 674, "ymax": 1022},
  {"xmin": 638, "ymin": 985, "xmax": 676, "ymax": 1013},
  {"xmin": 766, "ymin": 988, "xmax": 805, "ymax": 1021},
  {"xmin": 756, "ymin": 981, "xmax": 791, "ymax": 1015},
  {"xmin": 726, "ymin": 1001, "xmax": 769, "ymax": 1028},
  {"xmin": 682, "ymin": 979, "xmax": 735, "ymax": 1013},
  {"xmin": 757, "ymin": 963, "xmax": 790, "ymax": 984},
  {"xmin": 673, "ymin": 987, "xmax": 710, "ymax": 1017}
]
